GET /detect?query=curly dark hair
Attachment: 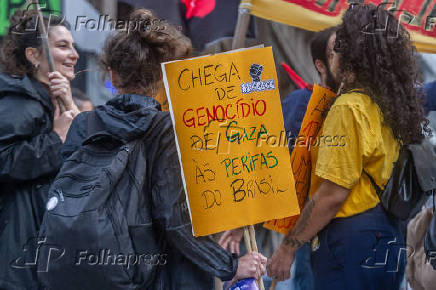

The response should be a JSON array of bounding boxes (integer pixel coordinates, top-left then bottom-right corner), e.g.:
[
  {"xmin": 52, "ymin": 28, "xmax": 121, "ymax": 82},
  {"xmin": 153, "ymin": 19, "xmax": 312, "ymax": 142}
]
[
  {"xmin": 100, "ymin": 9, "xmax": 192, "ymax": 95},
  {"xmin": 334, "ymin": 4, "xmax": 429, "ymax": 144},
  {"xmin": 0, "ymin": 9, "xmax": 70, "ymax": 76}
]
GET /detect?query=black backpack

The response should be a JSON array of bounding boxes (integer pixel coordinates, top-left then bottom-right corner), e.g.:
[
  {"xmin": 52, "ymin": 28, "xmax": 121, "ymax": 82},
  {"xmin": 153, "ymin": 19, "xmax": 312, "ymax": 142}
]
[
  {"xmin": 37, "ymin": 113, "xmax": 164, "ymax": 290},
  {"xmin": 365, "ymin": 139, "xmax": 436, "ymax": 221}
]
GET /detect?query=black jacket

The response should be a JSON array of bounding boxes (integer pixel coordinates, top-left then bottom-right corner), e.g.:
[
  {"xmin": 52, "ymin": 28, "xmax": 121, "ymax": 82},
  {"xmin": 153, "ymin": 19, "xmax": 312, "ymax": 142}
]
[
  {"xmin": 62, "ymin": 94, "xmax": 237, "ymax": 289},
  {"xmin": 0, "ymin": 73, "xmax": 63, "ymax": 289}
]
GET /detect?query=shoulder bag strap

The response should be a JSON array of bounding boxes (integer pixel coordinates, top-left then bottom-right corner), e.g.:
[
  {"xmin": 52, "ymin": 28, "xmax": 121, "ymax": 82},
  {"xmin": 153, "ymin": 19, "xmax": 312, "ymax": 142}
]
[{"xmin": 363, "ymin": 169, "xmax": 384, "ymax": 199}]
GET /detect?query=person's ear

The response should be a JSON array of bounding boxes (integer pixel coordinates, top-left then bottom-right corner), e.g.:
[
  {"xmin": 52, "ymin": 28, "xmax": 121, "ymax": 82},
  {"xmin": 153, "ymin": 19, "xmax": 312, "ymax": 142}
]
[
  {"xmin": 25, "ymin": 47, "xmax": 41, "ymax": 67},
  {"xmin": 314, "ymin": 59, "xmax": 326, "ymax": 75}
]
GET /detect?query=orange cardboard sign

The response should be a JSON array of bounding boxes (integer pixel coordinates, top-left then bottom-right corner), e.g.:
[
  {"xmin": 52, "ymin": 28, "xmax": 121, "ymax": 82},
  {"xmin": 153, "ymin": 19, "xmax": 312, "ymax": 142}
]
[
  {"xmin": 264, "ymin": 84, "xmax": 336, "ymax": 234},
  {"xmin": 162, "ymin": 47, "xmax": 300, "ymax": 236}
]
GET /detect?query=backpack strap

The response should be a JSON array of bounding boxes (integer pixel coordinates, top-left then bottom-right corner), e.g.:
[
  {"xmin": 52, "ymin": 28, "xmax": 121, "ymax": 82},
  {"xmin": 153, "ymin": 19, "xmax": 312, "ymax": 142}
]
[
  {"xmin": 86, "ymin": 111, "xmax": 101, "ymax": 136},
  {"xmin": 363, "ymin": 169, "xmax": 384, "ymax": 198},
  {"xmin": 0, "ymin": 191, "xmax": 13, "ymax": 235}
]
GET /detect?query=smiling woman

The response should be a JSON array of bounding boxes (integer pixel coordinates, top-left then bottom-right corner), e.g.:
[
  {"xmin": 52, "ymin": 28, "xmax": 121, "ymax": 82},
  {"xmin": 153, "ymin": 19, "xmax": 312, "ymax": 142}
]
[
  {"xmin": 2, "ymin": 10, "xmax": 80, "ymax": 116},
  {"xmin": 0, "ymin": 9, "xmax": 80, "ymax": 290},
  {"xmin": 45, "ymin": 25, "xmax": 78, "ymax": 80}
]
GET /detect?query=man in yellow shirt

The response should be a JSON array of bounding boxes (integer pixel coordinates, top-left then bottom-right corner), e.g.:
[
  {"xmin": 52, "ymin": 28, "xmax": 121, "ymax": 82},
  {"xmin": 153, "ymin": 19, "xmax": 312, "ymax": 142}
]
[
  {"xmin": 309, "ymin": 90, "xmax": 400, "ymax": 218},
  {"xmin": 268, "ymin": 4, "xmax": 429, "ymax": 290}
]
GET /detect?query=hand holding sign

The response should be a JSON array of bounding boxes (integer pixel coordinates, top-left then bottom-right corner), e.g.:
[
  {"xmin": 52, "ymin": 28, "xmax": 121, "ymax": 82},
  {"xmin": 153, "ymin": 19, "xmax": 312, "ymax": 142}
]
[{"xmin": 219, "ymin": 228, "xmax": 243, "ymax": 255}]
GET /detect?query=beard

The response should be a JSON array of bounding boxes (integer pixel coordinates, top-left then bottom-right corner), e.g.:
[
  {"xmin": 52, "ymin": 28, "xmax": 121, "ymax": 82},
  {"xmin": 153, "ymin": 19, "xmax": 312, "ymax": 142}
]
[{"xmin": 325, "ymin": 67, "xmax": 339, "ymax": 93}]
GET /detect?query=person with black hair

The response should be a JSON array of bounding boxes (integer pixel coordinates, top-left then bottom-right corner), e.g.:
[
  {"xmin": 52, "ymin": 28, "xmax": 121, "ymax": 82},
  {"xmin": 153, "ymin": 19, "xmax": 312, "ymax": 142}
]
[
  {"xmin": 281, "ymin": 27, "xmax": 338, "ymax": 147},
  {"xmin": 0, "ymin": 9, "xmax": 79, "ymax": 289},
  {"xmin": 268, "ymin": 4, "xmax": 428, "ymax": 290},
  {"xmin": 284, "ymin": 27, "xmax": 338, "ymax": 290},
  {"xmin": 219, "ymin": 27, "xmax": 338, "ymax": 290}
]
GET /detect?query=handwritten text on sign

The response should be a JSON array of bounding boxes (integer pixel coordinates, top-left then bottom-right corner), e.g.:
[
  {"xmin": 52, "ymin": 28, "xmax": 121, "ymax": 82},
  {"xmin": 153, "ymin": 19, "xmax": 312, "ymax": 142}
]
[{"xmin": 162, "ymin": 47, "xmax": 299, "ymax": 236}]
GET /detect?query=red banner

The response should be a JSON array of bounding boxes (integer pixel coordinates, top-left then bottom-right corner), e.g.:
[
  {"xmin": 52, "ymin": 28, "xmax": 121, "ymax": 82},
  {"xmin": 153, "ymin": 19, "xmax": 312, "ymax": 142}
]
[{"xmin": 284, "ymin": 0, "xmax": 436, "ymax": 38}]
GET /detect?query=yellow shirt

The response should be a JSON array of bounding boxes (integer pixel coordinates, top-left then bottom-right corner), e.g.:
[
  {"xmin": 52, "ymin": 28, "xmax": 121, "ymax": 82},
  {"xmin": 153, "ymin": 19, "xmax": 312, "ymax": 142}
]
[{"xmin": 309, "ymin": 91, "xmax": 400, "ymax": 218}]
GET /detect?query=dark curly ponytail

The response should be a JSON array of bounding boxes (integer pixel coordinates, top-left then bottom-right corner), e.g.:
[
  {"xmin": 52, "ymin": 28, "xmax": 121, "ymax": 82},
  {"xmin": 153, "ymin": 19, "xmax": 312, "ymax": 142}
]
[{"xmin": 100, "ymin": 9, "xmax": 192, "ymax": 95}]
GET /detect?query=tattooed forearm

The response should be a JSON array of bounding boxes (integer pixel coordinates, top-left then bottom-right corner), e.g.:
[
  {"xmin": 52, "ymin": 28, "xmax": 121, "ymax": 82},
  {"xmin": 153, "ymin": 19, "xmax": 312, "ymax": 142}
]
[
  {"xmin": 283, "ymin": 198, "xmax": 316, "ymax": 248},
  {"xmin": 283, "ymin": 236, "xmax": 305, "ymax": 248},
  {"xmin": 292, "ymin": 199, "xmax": 315, "ymax": 236}
]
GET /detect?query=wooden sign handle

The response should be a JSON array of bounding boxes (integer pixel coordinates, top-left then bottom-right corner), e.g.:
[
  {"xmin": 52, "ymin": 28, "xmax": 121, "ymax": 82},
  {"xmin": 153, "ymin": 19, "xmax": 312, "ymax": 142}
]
[
  {"xmin": 30, "ymin": 1, "xmax": 66, "ymax": 113},
  {"xmin": 270, "ymin": 279, "xmax": 278, "ymax": 290},
  {"xmin": 244, "ymin": 226, "xmax": 265, "ymax": 290},
  {"xmin": 243, "ymin": 227, "xmax": 252, "ymax": 252}
]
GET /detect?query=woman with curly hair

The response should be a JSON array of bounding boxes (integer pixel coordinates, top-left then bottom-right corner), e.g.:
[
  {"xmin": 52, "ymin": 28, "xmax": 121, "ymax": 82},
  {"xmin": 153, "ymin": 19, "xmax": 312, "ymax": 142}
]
[
  {"xmin": 0, "ymin": 9, "xmax": 79, "ymax": 289},
  {"xmin": 268, "ymin": 4, "xmax": 428, "ymax": 289}
]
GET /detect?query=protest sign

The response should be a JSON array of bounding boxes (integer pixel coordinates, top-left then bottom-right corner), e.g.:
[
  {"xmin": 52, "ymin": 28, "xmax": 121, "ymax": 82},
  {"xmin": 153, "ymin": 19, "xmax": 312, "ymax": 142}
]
[
  {"xmin": 264, "ymin": 84, "xmax": 336, "ymax": 234},
  {"xmin": 162, "ymin": 47, "xmax": 299, "ymax": 236}
]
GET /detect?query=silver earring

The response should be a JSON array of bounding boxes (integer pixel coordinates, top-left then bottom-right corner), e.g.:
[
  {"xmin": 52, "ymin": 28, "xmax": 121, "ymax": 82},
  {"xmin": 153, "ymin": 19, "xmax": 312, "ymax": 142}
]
[{"xmin": 33, "ymin": 63, "xmax": 39, "ymax": 69}]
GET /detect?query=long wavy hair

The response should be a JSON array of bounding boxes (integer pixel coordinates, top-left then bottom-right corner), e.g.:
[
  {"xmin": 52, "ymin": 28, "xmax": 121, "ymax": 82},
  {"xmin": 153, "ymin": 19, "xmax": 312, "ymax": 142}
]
[{"xmin": 334, "ymin": 4, "xmax": 429, "ymax": 144}]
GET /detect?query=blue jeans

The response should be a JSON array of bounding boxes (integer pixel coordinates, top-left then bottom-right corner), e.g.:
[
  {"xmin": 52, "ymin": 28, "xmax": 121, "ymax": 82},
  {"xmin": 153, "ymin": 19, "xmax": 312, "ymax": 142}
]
[
  {"xmin": 263, "ymin": 275, "xmax": 292, "ymax": 290},
  {"xmin": 311, "ymin": 205, "xmax": 405, "ymax": 290},
  {"xmin": 292, "ymin": 243, "xmax": 314, "ymax": 290}
]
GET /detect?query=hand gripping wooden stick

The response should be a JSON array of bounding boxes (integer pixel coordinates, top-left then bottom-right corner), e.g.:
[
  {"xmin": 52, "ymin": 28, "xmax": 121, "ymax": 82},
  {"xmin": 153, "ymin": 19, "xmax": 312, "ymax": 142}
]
[
  {"xmin": 244, "ymin": 226, "xmax": 265, "ymax": 290},
  {"xmin": 248, "ymin": 225, "xmax": 265, "ymax": 290},
  {"xmin": 31, "ymin": 1, "xmax": 66, "ymax": 113}
]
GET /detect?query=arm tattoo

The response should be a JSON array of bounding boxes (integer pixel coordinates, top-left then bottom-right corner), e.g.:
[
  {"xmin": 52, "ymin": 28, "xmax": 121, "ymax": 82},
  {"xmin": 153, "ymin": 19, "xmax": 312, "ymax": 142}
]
[
  {"xmin": 283, "ymin": 236, "xmax": 305, "ymax": 248},
  {"xmin": 283, "ymin": 199, "xmax": 316, "ymax": 248}
]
